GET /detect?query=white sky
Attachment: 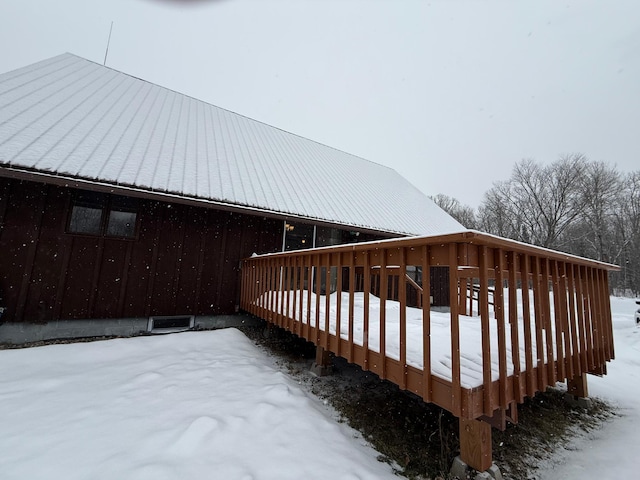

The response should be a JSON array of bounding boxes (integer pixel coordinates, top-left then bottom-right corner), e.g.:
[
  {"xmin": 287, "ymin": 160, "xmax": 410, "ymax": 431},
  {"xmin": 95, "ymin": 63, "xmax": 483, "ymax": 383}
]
[{"xmin": 1, "ymin": 0, "xmax": 638, "ymax": 206}]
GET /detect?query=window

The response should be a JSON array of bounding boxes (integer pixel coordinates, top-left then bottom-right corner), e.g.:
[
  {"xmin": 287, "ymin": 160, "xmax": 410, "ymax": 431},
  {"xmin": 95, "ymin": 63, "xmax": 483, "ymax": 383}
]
[
  {"xmin": 69, "ymin": 192, "xmax": 106, "ymax": 235},
  {"xmin": 68, "ymin": 191, "xmax": 138, "ymax": 238},
  {"xmin": 283, "ymin": 222, "xmax": 315, "ymax": 251},
  {"xmin": 105, "ymin": 196, "xmax": 138, "ymax": 237}
]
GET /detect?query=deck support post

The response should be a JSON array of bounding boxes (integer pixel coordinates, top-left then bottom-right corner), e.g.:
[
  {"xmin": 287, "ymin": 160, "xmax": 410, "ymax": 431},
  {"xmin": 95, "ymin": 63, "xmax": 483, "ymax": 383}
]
[
  {"xmin": 479, "ymin": 402, "xmax": 518, "ymax": 431},
  {"xmin": 458, "ymin": 418, "xmax": 493, "ymax": 473},
  {"xmin": 565, "ymin": 374, "xmax": 592, "ymax": 408},
  {"xmin": 310, "ymin": 345, "xmax": 331, "ymax": 376},
  {"xmin": 567, "ymin": 374, "xmax": 588, "ymax": 398}
]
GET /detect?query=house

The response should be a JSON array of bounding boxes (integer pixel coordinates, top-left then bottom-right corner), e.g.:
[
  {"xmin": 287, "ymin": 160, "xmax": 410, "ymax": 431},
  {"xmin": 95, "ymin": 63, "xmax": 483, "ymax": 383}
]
[
  {"xmin": 0, "ymin": 53, "xmax": 463, "ymax": 342},
  {"xmin": 1, "ymin": 54, "xmax": 619, "ymax": 475}
]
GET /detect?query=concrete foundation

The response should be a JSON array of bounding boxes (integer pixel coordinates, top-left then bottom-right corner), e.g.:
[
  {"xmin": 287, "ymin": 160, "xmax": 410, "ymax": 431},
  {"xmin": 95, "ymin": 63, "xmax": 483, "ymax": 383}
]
[
  {"xmin": 451, "ymin": 456, "xmax": 503, "ymax": 480},
  {"xmin": 564, "ymin": 393, "xmax": 593, "ymax": 409},
  {"xmin": 0, "ymin": 314, "xmax": 262, "ymax": 345}
]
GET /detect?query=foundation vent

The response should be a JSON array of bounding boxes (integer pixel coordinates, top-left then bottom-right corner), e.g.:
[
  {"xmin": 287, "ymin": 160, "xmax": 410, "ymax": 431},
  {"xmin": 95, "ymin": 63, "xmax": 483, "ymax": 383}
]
[{"xmin": 147, "ymin": 315, "xmax": 194, "ymax": 334}]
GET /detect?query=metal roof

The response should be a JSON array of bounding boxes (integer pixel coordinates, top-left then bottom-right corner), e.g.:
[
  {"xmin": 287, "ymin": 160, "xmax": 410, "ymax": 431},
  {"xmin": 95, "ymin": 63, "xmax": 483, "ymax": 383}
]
[{"xmin": 0, "ymin": 53, "xmax": 464, "ymax": 236}]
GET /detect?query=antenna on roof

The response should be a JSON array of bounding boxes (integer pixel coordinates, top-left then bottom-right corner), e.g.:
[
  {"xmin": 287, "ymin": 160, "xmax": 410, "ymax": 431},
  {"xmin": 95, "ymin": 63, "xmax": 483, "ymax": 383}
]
[{"xmin": 103, "ymin": 21, "xmax": 114, "ymax": 66}]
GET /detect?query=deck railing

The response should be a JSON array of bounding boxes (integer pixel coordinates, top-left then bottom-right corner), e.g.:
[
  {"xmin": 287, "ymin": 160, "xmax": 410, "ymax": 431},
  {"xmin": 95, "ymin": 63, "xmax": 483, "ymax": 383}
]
[{"xmin": 240, "ymin": 230, "xmax": 618, "ymax": 470}]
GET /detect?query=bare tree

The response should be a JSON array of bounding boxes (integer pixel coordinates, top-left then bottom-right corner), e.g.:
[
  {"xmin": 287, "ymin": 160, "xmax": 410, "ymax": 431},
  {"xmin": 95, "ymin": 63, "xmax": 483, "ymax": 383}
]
[
  {"xmin": 477, "ymin": 181, "xmax": 526, "ymax": 241},
  {"xmin": 430, "ymin": 193, "xmax": 478, "ymax": 229},
  {"xmin": 570, "ymin": 161, "xmax": 620, "ymax": 261},
  {"xmin": 474, "ymin": 155, "xmax": 637, "ymax": 295},
  {"xmin": 610, "ymin": 171, "xmax": 640, "ymax": 295},
  {"xmin": 478, "ymin": 155, "xmax": 587, "ymax": 249}
]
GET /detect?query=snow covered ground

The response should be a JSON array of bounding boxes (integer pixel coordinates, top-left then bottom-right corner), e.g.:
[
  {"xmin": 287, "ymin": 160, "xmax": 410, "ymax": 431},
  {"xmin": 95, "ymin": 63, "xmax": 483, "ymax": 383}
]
[
  {"xmin": 0, "ymin": 296, "xmax": 638, "ymax": 479},
  {"xmin": 0, "ymin": 329, "xmax": 399, "ymax": 480},
  {"xmin": 535, "ymin": 296, "xmax": 640, "ymax": 478}
]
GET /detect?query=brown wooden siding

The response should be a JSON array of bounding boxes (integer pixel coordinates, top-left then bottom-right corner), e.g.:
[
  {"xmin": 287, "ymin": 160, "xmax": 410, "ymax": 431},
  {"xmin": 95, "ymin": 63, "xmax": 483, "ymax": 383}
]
[{"xmin": 0, "ymin": 177, "xmax": 283, "ymax": 323}]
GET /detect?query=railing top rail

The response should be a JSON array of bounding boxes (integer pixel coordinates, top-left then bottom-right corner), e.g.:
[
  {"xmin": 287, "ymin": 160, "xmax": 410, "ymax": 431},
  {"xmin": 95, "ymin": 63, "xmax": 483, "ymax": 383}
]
[{"xmin": 245, "ymin": 230, "xmax": 620, "ymax": 271}]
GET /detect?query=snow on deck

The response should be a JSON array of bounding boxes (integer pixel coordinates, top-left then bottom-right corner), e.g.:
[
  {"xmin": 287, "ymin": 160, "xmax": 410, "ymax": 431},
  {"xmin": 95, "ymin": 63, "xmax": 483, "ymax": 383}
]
[{"xmin": 259, "ymin": 289, "xmax": 551, "ymax": 389}]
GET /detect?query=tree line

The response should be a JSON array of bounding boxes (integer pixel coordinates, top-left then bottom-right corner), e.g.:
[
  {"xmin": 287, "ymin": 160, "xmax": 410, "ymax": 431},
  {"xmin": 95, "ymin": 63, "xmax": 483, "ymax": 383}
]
[{"xmin": 432, "ymin": 154, "xmax": 640, "ymax": 296}]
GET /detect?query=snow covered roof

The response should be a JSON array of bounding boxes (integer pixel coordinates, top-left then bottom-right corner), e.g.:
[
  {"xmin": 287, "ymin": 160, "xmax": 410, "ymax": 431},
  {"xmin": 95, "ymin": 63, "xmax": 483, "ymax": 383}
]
[{"xmin": 0, "ymin": 53, "xmax": 464, "ymax": 236}]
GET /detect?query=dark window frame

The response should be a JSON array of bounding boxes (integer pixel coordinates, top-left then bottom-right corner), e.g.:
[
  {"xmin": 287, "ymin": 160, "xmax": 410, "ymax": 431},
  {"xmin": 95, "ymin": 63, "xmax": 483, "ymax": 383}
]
[{"xmin": 67, "ymin": 191, "xmax": 139, "ymax": 240}]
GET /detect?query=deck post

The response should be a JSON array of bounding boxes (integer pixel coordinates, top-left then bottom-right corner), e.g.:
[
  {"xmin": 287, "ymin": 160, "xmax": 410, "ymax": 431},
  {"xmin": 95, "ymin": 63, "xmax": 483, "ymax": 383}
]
[
  {"xmin": 567, "ymin": 373, "xmax": 588, "ymax": 398},
  {"xmin": 565, "ymin": 373, "xmax": 592, "ymax": 409},
  {"xmin": 458, "ymin": 417, "xmax": 493, "ymax": 472},
  {"xmin": 311, "ymin": 345, "xmax": 332, "ymax": 376}
]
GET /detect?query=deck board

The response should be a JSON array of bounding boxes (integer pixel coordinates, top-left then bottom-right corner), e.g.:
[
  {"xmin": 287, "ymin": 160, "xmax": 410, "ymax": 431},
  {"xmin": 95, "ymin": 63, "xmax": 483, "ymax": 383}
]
[{"xmin": 254, "ymin": 289, "xmax": 559, "ymax": 390}]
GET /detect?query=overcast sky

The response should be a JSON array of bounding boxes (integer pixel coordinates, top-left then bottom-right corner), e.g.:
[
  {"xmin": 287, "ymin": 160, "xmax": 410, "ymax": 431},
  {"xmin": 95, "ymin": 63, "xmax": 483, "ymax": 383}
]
[{"xmin": 1, "ymin": 0, "xmax": 638, "ymax": 206}]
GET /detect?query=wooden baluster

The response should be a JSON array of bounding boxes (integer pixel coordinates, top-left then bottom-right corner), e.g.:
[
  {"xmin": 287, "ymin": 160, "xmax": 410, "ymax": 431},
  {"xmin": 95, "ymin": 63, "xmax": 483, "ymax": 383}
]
[
  {"xmin": 324, "ymin": 254, "xmax": 331, "ymax": 350},
  {"xmin": 266, "ymin": 259, "xmax": 273, "ymax": 321},
  {"xmin": 363, "ymin": 251, "xmax": 371, "ymax": 371},
  {"xmin": 267, "ymin": 259, "xmax": 272, "ymax": 318},
  {"xmin": 494, "ymin": 248, "xmax": 508, "ymax": 410},
  {"xmin": 284, "ymin": 257, "xmax": 291, "ymax": 329},
  {"xmin": 469, "ymin": 274, "xmax": 475, "ymax": 316},
  {"xmin": 276, "ymin": 260, "xmax": 282, "ymax": 324},
  {"xmin": 586, "ymin": 267, "xmax": 602, "ymax": 371},
  {"xmin": 299, "ymin": 257, "xmax": 305, "ymax": 337},
  {"xmin": 305, "ymin": 255, "xmax": 313, "ymax": 340},
  {"xmin": 519, "ymin": 253, "xmax": 535, "ymax": 396},
  {"xmin": 593, "ymin": 268, "xmax": 606, "ymax": 364},
  {"xmin": 606, "ymin": 269, "xmax": 614, "ymax": 359},
  {"xmin": 292, "ymin": 257, "xmax": 299, "ymax": 335},
  {"xmin": 422, "ymin": 245, "xmax": 432, "ymax": 402},
  {"xmin": 258, "ymin": 260, "xmax": 264, "ymax": 315},
  {"xmin": 566, "ymin": 263, "xmax": 582, "ymax": 377},
  {"xmin": 249, "ymin": 259, "xmax": 254, "ymax": 314},
  {"xmin": 597, "ymin": 269, "xmax": 613, "ymax": 360},
  {"xmin": 508, "ymin": 251, "xmax": 523, "ymax": 403},
  {"xmin": 275, "ymin": 259, "xmax": 281, "ymax": 326},
  {"xmin": 574, "ymin": 265, "xmax": 588, "ymax": 374},
  {"xmin": 557, "ymin": 262, "xmax": 572, "ymax": 381},
  {"xmin": 531, "ymin": 256, "xmax": 547, "ymax": 389},
  {"xmin": 348, "ymin": 251, "xmax": 356, "ymax": 363},
  {"xmin": 541, "ymin": 259, "xmax": 556, "ymax": 384},
  {"xmin": 262, "ymin": 259, "xmax": 268, "ymax": 316},
  {"xmin": 479, "ymin": 245, "xmax": 493, "ymax": 416},
  {"xmin": 449, "ymin": 243, "xmax": 461, "ymax": 417},
  {"xmin": 458, "ymin": 276, "xmax": 466, "ymax": 316},
  {"xmin": 314, "ymin": 254, "xmax": 322, "ymax": 343},
  {"xmin": 279, "ymin": 259, "xmax": 285, "ymax": 326},
  {"xmin": 335, "ymin": 254, "xmax": 343, "ymax": 356},
  {"xmin": 551, "ymin": 261, "xmax": 566, "ymax": 382},
  {"xmin": 581, "ymin": 267, "xmax": 596, "ymax": 371},
  {"xmin": 399, "ymin": 247, "xmax": 408, "ymax": 390},
  {"xmin": 252, "ymin": 260, "xmax": 258, "ymax": 315},
  {"xmin": 379, "ymin": 249, "xmax": 388, "ymax": 379}
]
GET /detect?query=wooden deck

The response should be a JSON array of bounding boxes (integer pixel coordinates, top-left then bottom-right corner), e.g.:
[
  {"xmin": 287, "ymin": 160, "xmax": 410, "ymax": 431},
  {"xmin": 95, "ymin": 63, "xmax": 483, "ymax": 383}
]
[{"xmin": 240, "ymin": 230, "xmax": 618, "ymax": 472}]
